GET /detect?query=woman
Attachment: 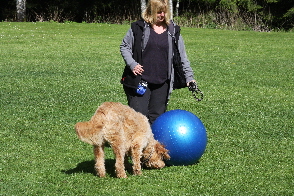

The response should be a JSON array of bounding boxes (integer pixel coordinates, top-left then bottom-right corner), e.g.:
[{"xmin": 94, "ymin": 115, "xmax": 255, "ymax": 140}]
[{"xmin": 120, "ymin": 0, "xmax": 195, "ymax": 125}]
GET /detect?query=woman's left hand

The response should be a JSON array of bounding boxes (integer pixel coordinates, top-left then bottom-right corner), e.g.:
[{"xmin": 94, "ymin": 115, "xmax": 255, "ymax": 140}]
[{"xmin": 187, "ymin": 80, "xmax": 196, "ymax": 86}]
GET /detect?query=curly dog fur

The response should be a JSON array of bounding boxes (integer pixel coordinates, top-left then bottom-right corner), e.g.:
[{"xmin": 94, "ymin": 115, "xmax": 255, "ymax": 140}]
[{"xmin": 75, "ymin": 102, "xmax": 170, "ymax": 178}]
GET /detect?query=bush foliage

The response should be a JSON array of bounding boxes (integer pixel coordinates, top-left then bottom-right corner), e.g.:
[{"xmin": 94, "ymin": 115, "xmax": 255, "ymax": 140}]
[{"xmin": 0, "ymin": 0, "xmax": 293, "ymax": 30}]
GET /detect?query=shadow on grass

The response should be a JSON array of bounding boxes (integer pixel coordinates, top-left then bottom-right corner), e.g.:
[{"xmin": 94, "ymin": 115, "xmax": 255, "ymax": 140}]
[
  {"xmin": 62, "ymin": 159, "xmax": 118, "ymax": 178},
  {"xmin": 62, "ymin": 158, "xmax": 183, "ymax": 178}
]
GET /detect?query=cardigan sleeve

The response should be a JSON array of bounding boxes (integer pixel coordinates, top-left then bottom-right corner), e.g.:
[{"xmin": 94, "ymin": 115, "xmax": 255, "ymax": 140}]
[
  {"xmin": 120, "ymin": 28, "xmax": 138, "ymax": 71},
  {"xmin": 178, "ymin": 34, "xmax": 194, "ymax": 83}
]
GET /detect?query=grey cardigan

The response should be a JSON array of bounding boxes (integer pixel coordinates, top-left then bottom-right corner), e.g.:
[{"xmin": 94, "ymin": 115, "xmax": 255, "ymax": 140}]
[{"xmin": 120, "ymin": 21, "xmax": 194, "ymax": 98}]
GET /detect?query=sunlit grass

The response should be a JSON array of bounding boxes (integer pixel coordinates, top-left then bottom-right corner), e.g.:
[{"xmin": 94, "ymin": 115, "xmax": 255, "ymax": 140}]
[{"xmin": 0, "ymin": 22, "xmax": 293, "ymax": 195}]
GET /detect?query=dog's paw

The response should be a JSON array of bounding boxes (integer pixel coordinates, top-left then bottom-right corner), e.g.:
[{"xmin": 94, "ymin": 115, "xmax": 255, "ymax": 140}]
[
  {"xmin": 95, "ymin": 165, "xmax": 106, "ymax": 177},
  {"xmin": 133, "ymin": 169, "xmax": 142, "ymax": 176},
  {"xmin": 97, "ymin": 173, "xmax": 106, "ymax": 178},
  {"xmin": 117, "ymin": 173, "xmax": 128, "ymax": 178}
]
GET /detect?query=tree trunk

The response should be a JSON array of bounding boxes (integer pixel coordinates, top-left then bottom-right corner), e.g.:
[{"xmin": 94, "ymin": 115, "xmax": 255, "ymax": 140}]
[
  {"xmin": 169, "ymin": 0, "xmax": 173, "ymax": 19},
  {"xmin": 176, "ymin": 0, "xmax": 180, "ymax": 17},
  {"xmin": 141, "ymin": 0, "xmax": 146, "ymax": 14},
  {"xmin": 16, "ymin": 0, "xmax": 26, "ymax": 22}
]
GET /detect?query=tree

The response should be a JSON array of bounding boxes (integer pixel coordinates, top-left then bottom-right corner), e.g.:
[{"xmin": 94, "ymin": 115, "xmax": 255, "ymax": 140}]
[
  {"xmin": 169, "ymin": 0, "xmax": 173, "ymax": 19},
  {"xmin": 16, "ymin": 0, "xmax": 26, "ymax": 21},
  {"xmin": 141, "ymin": 0, "xmax": 146, "ymax": 14},
  {"xmin": 175, "ymin": 0, "xmax": 180, "ymax": 17}
]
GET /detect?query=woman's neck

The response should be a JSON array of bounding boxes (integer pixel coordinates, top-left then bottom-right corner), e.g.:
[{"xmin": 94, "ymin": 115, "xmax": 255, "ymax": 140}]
[{"xmin": 152, "ymin": 23, "xmax": 167, "ymax": 34}]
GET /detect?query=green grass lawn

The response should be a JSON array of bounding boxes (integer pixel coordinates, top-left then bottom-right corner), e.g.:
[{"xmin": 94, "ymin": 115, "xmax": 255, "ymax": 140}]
[{"xmin": 0, "ymin": 22, "xmax": 293, "ymax": 195}]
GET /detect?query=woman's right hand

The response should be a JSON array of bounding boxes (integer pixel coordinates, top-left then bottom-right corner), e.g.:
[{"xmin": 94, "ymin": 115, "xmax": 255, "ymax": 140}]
[{"xmin": 132, "ymin": 64, "xmax": 144, "ymax": 76}]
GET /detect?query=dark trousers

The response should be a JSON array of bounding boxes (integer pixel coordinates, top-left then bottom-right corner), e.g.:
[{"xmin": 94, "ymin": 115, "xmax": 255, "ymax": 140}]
[{"xmin": 123, "ymin": 81, "xmax": 169, "ymax": 125}]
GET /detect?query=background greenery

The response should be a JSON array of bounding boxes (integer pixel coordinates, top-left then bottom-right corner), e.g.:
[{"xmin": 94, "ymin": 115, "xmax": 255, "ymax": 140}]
[
  {"xmin": 1, "ymin": 0, "xmax": 294, "ymax": 31},
  {"xmin": 0, "ymin": 22, "xmax": 293, "ymax": 195}
]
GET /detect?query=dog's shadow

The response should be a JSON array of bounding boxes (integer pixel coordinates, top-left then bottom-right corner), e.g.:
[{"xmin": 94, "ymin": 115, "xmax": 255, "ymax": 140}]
[{"xmin": 62, "ymin": 159, "xmax": 118, "ymax": 178}]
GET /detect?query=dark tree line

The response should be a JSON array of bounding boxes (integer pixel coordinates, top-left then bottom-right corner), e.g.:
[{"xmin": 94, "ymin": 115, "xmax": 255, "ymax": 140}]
[
  {"xmin": 1, "ymin": 0, "xmax": 293, "ymax": 30},
  {"xmin": 1, "ymin": 0, "xmax": 142, "ymax": 23},
  {"xmin": 176, "ymin": 0, "xmax": 294, "ymax": 31}
]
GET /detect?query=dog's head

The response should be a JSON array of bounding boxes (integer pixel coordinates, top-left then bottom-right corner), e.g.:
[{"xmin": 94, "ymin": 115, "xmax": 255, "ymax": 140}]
[
  {"xmin": 142, "ymin": 142, "xmax": 170, "ymax": 169},
  {"xmin": 75, "ymin": 121, "xmax": 100, "ymax": 145}
]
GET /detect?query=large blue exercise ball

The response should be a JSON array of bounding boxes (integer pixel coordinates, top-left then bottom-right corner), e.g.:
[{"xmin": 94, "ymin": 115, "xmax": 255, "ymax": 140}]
[{"xmin": 152, "ymin": 109, "xmax": 207, "ymax": 166}]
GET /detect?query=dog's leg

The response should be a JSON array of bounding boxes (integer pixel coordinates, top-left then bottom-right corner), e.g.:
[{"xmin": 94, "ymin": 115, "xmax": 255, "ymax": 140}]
[
  {"xmin": 93, "ymin": 145, "xmax": 106, "ymax": 177},
  {"xmin": 131, "ymin": 144, "xmax": 143, "ymax": 176},
  {"xmin": 112, "ymin": 145, "xmax": 127, "ymax": 178}
]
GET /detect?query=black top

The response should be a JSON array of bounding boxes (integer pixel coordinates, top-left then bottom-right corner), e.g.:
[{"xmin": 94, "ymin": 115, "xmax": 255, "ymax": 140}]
[{"xmin": 142, "ymin": 28, "xmax": 169, "ymax": 84}]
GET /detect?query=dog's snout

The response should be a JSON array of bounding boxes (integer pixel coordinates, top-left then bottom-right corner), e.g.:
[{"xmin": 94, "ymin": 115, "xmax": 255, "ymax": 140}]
[{"xmin": 150, "ymin": 160, "xmax": 165, "ymax": 169}]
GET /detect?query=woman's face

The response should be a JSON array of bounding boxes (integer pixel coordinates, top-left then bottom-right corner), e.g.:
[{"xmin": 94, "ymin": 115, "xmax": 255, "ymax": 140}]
[{"xmin": 156, "ymin": 11, "xmax": 165, "ymax": 24}]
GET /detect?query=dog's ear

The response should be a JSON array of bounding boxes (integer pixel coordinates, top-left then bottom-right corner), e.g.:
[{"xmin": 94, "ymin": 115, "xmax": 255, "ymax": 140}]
[{"xmin": 155, "ymin": 143, "xmax": 170, "ymax": 160}]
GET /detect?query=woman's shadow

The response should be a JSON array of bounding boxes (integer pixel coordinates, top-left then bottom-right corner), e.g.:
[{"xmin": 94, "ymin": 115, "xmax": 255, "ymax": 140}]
[{"xmin": 62, "ymin": 159, "xmax": 117, "ymax": 178}]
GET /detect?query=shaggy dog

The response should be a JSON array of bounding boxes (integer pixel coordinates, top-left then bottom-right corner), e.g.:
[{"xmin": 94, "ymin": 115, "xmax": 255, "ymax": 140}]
[{"xmin": 75, "ymin": 102, "xmax": 170, "ymax": 178}]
